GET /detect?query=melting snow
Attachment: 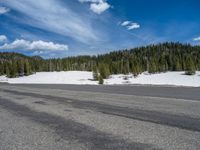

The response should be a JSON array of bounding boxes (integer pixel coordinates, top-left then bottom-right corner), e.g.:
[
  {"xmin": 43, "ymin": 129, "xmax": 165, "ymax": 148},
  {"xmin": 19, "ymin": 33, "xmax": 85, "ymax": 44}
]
[{"xmin": 0, "ymin": 71, "xmax": 200, "ymax": 87}]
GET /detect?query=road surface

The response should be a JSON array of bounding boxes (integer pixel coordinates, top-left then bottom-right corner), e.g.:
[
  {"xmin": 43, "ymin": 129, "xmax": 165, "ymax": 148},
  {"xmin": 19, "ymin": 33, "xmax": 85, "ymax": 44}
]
[
  {"xmin": 8, "ymin": 83, "xmax": 200, "ymax": 100},
  {"xmin": 0, "ymin": 84, "xmax": 200, "ymax": 150}
]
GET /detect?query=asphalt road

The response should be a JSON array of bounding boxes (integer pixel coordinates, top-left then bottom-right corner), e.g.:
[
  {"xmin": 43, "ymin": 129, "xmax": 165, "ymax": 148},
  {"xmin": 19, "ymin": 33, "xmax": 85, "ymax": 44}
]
[
  {"xmin": 7, "ymin": 83, "xmax": 200, "ymax": 100},
  {"xmin": 0, "ymin": 84, "xmax": 200, "ymax": 150}
]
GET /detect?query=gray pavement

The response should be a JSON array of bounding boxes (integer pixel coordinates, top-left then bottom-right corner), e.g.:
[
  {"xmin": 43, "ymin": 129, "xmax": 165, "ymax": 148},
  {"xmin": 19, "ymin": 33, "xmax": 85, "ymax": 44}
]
[
  {"xmin": 0, "ymin": 84, "xmax": 200, "ymax": 150},
  {"xmin": 5, "ymin": 83, "xmax": 200, "ymax": 100}
]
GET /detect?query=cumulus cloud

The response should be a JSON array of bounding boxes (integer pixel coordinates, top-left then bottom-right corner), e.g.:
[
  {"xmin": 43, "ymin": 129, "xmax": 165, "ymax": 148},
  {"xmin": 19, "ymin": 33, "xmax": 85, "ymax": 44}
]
[
  {"xmin": 79, "ymin": 0, "xmax": 110, "ymax": 14},
  {"xmin": 0, "ymin": 7, "xmax": 10, "ymax": 15},
  {"xmin": 90, "ymin": 1, "xmax": 110, "ymax": 14},
  {"xmin": 121, "ymin": 21, "xmax": 140, "ymax": 30},
  {"xmin": 193, "ymin": 36, "xmax": 200, "ymax": 41},
  {"xmin": 0, "ymin": 39, "xmax": 68, "ymax": 51},
  {"xmin": 0, "ymin": 35, "xmax": 7, "ymax": 42}
]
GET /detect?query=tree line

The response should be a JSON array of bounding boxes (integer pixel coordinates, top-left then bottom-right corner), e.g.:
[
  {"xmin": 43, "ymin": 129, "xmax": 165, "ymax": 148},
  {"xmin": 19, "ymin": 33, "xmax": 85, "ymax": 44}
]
[{"xmin": 0, "ymin": 42, "xmax": 199, "ymax": 81}]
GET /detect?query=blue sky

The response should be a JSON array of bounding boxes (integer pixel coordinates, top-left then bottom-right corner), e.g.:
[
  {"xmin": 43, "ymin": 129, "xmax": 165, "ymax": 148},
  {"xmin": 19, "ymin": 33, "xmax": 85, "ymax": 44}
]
[{"xmin": 0, "ymin": 0, "xmax": 200, "ymax": 58}]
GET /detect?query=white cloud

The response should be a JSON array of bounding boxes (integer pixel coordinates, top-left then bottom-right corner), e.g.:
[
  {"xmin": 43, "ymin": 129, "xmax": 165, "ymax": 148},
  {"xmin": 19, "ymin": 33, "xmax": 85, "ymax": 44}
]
[
  {"xmin": 0, "ymin": 35, "xmax": 7, "ymax": 42},
  {"xmin": 193, "ymin": 37, "xmax": 200, "ymax": 41},
  {"xmin": 90, "ymin": 1, "xmax": 110, "ymax": 14},
  {"xmin": 79, "ymin": 0, "xmax": 102, "ymax": 3},
  {"xmin": 121, "ymin": 21, "xmax": 131, "ymax": 26},
  {"xmin": 121, "ymin": 21, "xmax": 140, "ymax": 30},
  {"xmin": 0, "ymin": 7, "xmax": 10, "ymax": 15},
  {"xmin": 127, "ymin": 23, "xmax": 140, "ymax": 30},
  {"xmin": 0, "ymin": 39, "xmax": 68, "ymax": 51},
  {"xmin": 79, "ymin": 0, "xmax": 110, "ymax": 14},
  {"xmin": 2, "ymin": 0, "xmax": 99, "ymax": 44}
]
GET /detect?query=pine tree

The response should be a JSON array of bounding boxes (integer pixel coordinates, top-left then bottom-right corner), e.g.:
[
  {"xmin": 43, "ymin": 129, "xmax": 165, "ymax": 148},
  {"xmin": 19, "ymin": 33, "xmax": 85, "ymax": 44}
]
[
  {"xmin": 98, "ymin": 75, "xmax": 104, "ymax": 84},
  {"xmin": 98, "ymin": 63, "xmax": 110, "ymax": 79},
  {"xmin": 17, "ymin": 59, "xmax": 24, "ymax": 76},
  {"xmin": 10, "ymin": 61, "xmax": 17, "ymax": 78},
  {"xmin": 24, "ymin": 60, "xmax": 31, "ymax": 76},
  {"xmin": 92, "ymin": 67, "xmax": 99, "ymax": 81},
  {"xmin": 132, "ymin": 59, "xmax": 141, "ymax": 77},
  {"xmin": 0, "ymin": 62, "xmax": 3, "ymax": 75},
  {"xmin": 185, "ymin": 55, "xmax": 196, "ymax": 75},
  {"xmin": 148, "ymin": 61, "xmax": 157, "ymax": 74},
  {"xmin": 5, "ymin": 63, "xmax": 10, "ymax": 78}
]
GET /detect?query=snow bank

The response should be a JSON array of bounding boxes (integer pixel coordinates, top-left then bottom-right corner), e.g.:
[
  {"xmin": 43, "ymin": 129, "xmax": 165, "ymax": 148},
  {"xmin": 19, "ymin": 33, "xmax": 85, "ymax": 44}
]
[
  {"xmin": 0, "ymin": 75, "xmax": 8, "ymax": 83},
  {"xmin": 105, "ymin": 72, "xmax": 200, "ymax": 87},
  {"xmin": 0, "ymin": 71, "xmax": 98, "ymax": 85},
  {"xmin": 0, "ymin": 71, "xmax": 200, "ymax": 87}
]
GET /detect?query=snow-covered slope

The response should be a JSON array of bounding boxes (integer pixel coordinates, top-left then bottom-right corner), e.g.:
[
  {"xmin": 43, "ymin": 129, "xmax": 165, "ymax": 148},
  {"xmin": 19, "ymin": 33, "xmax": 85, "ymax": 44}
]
[{"xmin": 0, "ymin": 71, "xmax": 200, "ymax": 87}]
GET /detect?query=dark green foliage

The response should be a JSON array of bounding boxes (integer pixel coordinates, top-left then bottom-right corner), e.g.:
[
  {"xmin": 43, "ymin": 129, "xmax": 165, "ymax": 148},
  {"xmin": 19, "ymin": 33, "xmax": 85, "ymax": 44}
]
[
  {"xmin": 98, "ymin": 63, "xmax": 110, "ymax": 79},
  {"xmin": 92, "ymin": 67, "xmax": 99, "ymax": 81},
  {"xmin": 10, "ymin": 61, "xmax": 17, "ymax": 78},
  {"xmin": 185, "ymin": 70, "xmax": 196, "ymax": 75},
  {"xmin": 24, "ymin": 60, "xmax": 32, "ymax": 76},
  {"xmin": 17, "ymin": 59, "xmax": 25, "ymax": 76},
  {"xmin": 148, "ymin": 60, "xmax": 157, "ymax": 74},
  {"xmin": 98, "ymin": 75, "xmax": 104, "ymax": 84},
  {"xmin": 185, "ymin": 55, "xmax": 196, "ymax": 75},
  {"xmin": 0, "ymin": 42, "xmax": 199, "ymax": 79},
  {"xmin": 5, "ymin": 63, "xmax": 10, "ymax": 78},
  {"xmin": 131, "ymin": 57, "xmax": 142, "ymax": 77}
]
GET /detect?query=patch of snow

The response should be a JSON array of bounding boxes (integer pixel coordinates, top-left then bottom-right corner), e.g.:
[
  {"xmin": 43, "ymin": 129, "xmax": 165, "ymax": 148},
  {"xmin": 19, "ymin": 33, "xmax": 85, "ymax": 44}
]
[
  {"xmin": 0, "ymin": 75, "xmax": 8, "ymax": 82},
  {"xmin": 0, "ymin": 71, "xmax": 98, "ymax": 85},
  {"xmin": 105, "ymin": 72, "xmax": 200, "ymax": 87},
  {"xmin": 0, "ymin": 71, "xmax": 200, "ymax": 87}
]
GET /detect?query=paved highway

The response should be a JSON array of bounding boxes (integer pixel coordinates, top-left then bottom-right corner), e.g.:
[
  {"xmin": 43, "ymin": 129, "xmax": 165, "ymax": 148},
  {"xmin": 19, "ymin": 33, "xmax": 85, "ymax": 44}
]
[
  {"xmin": 0, "ymin": 84, "xmax": 200, "ymax": 150},
  {"xmin": 9, "ymin": 83, "xmax": 200, "ymax": 100}
]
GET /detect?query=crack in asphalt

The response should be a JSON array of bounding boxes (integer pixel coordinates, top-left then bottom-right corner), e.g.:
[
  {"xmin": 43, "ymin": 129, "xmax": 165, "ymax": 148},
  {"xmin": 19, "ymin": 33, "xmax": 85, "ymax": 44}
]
[
  {"xmin": 1, "ymin": 88, "xmax": 200, "ymax": 132},
  {"xmin": 0, "ymin": 97, "xmax": 159, "ymax": 150}
]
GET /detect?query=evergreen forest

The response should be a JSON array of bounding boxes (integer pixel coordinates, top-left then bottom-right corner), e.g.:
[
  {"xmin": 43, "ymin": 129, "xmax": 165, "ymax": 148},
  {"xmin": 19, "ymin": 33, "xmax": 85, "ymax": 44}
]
[{"xmin": 0, "ymin": 42, "xmax": 199, "ymax": 79}]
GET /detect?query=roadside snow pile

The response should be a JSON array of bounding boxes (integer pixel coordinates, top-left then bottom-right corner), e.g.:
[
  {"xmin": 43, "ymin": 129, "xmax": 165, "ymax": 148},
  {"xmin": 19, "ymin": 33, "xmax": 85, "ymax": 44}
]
[{"xmin": 0, "ymin": 71, "xmax": 200, "ymax": 87}]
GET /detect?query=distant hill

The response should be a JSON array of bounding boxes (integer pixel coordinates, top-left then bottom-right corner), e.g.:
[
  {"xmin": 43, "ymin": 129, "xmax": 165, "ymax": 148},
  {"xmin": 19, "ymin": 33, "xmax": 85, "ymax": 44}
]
[{"xmin": 0, "ymin": 42, "xmax": 200, "ymax": 78}]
